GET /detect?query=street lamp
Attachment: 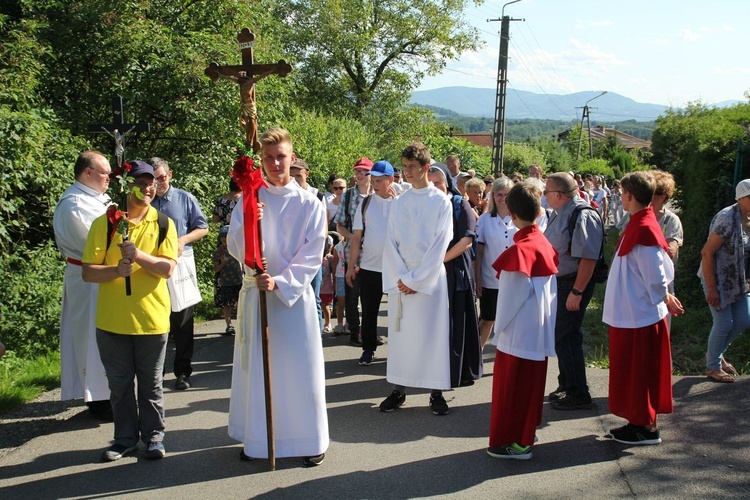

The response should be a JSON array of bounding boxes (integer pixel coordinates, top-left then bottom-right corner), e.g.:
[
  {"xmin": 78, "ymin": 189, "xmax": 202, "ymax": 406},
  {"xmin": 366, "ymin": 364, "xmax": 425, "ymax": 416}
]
[{"xmin": 576, "ymin": 90, "xmax": 607, "ymax": 160}]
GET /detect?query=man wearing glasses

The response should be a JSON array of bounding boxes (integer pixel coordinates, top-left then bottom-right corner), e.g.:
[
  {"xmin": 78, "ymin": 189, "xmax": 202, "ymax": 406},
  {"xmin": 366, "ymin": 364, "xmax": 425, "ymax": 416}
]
[
  {"xmin": 335, "ymin": 157, "xmax": 374, "ymax": 346},
  {"xmin": 150, "ymin": 157, "xmax": 209, "ymax": 391},
  {"xmin": 53, "ymin": 151, "xmax": 113, "ymax": 420},
  {"xmin": 543, "ymin": 172, "xmax": 604, "ymax": 411},
  {"xmin": 82, "ymin": 160, "xmax": 178, "ymax": 461}
]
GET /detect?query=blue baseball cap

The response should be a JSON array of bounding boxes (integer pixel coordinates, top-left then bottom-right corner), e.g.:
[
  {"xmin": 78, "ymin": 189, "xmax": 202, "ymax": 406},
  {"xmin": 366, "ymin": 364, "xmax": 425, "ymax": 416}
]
[
  {"xmin": 126, "ymin": 160, "xmax": 155, "ymax": 178},
  {"xmin": 370, "ymin": 160, "xmax": 394, "ymax": 177}
]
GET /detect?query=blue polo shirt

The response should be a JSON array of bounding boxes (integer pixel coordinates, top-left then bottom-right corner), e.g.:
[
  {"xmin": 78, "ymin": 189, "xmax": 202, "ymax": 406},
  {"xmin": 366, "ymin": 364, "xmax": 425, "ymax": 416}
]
[{"xmin": 152, "ymin": 186, "xmax": 208, "ymax": 246}]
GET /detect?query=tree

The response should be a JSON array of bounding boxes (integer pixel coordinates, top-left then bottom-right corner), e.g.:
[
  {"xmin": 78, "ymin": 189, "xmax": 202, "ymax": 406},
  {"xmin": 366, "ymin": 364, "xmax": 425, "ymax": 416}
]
[{"xmin": 280, "ymin": 0, "xmax": 482, "ymax": 121}]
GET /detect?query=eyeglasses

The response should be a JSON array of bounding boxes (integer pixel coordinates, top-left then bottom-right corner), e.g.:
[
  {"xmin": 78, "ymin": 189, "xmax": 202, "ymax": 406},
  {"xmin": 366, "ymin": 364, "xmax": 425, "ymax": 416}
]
[
  {"xmin": 155, "ymin": 174, "xmax": 168, "ymax": 182},
  {"xmin": 494, "ymin": 192, "xmax": 509, "ymax": 198},
  {"xmin": 133, "ymin": 180, "xmax": 155, "ymax": 189},
  {"xmin": 543, "ymin": 190, "xmax": 564, "ymax": 196},
  {"xmin": 332, "ymin": 186, "xmax": 345, "ymax": 191},
  {"xmin": 354, "ymin": 170, "xmax": 371, "ymax": 176}
]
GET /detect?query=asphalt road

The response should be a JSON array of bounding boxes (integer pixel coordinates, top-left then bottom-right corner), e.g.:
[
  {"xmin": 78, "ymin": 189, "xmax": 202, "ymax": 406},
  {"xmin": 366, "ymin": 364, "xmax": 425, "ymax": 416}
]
[{"xmin": 1, "ymin": 309, "xmax": 748, "ymax": 499}]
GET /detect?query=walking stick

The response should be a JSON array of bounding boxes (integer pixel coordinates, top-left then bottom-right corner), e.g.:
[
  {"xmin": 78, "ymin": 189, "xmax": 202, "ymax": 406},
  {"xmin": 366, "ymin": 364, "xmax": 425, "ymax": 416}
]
[{"xmin": 232, "ymin": 155, "xmax": 274, "ymax": 470}]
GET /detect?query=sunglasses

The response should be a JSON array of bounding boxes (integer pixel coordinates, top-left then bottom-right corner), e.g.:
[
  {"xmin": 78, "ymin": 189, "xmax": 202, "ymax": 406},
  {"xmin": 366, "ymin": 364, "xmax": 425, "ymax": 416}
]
[{"xmin": 332, "ymin": 186, "xmax": 345, "ymax": 191}]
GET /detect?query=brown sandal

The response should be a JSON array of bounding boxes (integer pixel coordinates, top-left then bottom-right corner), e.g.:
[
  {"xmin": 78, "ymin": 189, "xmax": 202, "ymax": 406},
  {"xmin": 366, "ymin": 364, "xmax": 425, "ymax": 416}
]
[
  {"xmin": 707, "ymin": 369, "xmax": 735, "ymax": 383},
  {"xmin": 721, "ymin": 358, "xmax": 738, "ymax": 376}
]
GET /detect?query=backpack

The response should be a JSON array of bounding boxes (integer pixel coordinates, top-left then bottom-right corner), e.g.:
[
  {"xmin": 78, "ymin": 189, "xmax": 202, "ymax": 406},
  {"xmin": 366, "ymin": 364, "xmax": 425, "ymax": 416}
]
[
  {"xmin": 107, "ymin": 210, "xmax": 170, "ymax": 251},
  {"xmin": 567, "ymin": 204, "xmax": 608, "ymax": 284}
]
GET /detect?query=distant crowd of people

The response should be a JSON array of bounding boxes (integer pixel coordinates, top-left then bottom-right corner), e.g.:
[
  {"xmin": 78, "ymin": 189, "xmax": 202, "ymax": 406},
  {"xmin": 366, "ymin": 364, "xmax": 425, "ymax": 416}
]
[{"xmin": 45, "ymin": 128, "xmax": 746, "ymax": 466}]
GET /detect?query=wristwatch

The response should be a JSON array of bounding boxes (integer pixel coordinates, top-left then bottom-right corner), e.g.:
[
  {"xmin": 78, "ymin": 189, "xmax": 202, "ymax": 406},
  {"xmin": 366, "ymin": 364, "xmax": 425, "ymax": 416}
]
[{"xmin": 571, "ymin": 288, "xmax": 583, "ymax": 296}]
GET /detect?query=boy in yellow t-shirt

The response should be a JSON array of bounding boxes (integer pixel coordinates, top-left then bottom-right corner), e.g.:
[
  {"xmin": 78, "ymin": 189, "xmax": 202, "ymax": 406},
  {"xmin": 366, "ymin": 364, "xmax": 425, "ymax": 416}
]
[{"xmin": 82, "ymin": 160, "xmax": 177, "ymax": 462}]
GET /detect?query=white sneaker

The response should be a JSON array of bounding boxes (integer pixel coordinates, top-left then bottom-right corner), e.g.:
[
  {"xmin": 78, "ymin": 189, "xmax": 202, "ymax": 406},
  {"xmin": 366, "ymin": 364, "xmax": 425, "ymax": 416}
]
[{"xmin": 322, "ymin": 324, "xmax": 332, "ymax": 334}]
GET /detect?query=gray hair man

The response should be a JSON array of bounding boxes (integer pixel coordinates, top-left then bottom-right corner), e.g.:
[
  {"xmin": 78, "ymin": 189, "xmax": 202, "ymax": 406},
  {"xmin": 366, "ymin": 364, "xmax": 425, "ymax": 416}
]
[
  {"xmin": 543, "ymin": 172, "xmax": 604, "ymax": 411},
  {"xmin": 151, "ymin": 157, "xmax": 209, "ymax": 391}
]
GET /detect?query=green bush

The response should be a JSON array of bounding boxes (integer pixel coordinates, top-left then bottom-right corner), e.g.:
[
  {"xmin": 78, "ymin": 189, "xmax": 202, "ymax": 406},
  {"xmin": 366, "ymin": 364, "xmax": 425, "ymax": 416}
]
[{"xmin": 0, "ymin": 242, "xmax": 65, "ymax": 358}]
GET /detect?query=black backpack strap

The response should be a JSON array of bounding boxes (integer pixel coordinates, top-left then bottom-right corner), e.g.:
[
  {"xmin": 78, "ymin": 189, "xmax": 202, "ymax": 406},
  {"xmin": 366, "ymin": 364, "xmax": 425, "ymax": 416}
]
[
  {"xmin": 343, "ymin": 188, "xmax": 353, "ymax": 232},
  {"xmin": 567, "ymin": 204, "xmax": 606, "ymax": 264},
  {"xmin": 157, "ymin": 210, "xmax": 169, "ymax": 248},
  {"xmin": 106, "ymin": 210, "xmax": 170, "ymax": 251},
  {"xmin": 360, "ymin": 195, "xmax": 372, "ymax": 245}
]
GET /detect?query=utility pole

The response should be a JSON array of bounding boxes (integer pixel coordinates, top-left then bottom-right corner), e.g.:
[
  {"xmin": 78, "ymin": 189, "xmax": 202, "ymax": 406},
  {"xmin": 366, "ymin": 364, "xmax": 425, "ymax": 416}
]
[
  {"xmin": 489, "ymin": 1, "xmax": 523, "ymax": 177},
  {"xmin": 576, "ymin": 91, "xmax": 607, "ymax": 160}
]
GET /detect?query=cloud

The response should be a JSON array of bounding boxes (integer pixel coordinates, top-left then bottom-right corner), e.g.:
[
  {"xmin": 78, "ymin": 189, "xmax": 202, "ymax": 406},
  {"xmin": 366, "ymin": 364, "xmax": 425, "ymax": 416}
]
[
  {"xmin": 679, "ymin": 29, "xmax": 700, "ymax": 42},
  {"xmin": 712, "ymin": 67, "xmax": 750, "ymax": 76}
]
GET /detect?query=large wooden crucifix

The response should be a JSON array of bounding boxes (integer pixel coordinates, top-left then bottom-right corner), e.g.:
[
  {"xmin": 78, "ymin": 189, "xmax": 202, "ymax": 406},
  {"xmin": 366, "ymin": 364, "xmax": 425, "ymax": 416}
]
[
  {"xmin": 88, "ymin": 95, "xmax": 150, "ymax": 167},
  {"xmin": 205, "ymin": 28, "xmax": 292, "ymax": 153}
]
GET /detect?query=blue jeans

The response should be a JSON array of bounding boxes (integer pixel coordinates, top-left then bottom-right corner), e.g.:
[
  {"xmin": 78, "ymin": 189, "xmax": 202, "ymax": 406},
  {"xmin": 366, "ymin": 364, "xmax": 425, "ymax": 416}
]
[
  {"xmin": 706, "ymin": 293, "xmax": 750, "ymax": 370},
  {"xmin": 311, "ymin": 265, "xmax": 323, "ymax": 331}
]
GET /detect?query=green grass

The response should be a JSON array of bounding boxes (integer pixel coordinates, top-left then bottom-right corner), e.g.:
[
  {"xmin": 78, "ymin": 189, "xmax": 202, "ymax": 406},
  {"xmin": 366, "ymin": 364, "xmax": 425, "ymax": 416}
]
[
  {"xmin": 582, "ymin": 228, "xmax": 750, "ymax": 375},
  {"xmin": 0, "ymin": 350, "xmax": 61, "ymax": 413}
]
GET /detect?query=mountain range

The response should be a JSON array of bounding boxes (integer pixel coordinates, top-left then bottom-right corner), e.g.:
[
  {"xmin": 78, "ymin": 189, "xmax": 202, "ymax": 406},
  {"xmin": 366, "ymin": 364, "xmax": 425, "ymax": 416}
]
[{"xmin": 409, "ymin": 87, "xmax": 740, "ymax": 122}]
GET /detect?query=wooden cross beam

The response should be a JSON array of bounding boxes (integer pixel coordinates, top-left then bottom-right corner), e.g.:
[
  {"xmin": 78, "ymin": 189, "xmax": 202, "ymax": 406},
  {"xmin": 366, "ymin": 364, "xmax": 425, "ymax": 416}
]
[
  {"xmin": 205, "ymin": 28, "xmax": 292, "ymax": 153},
  {"xmin": 88, "ymin": 95, "xmax": 150, "ymax": 167}
]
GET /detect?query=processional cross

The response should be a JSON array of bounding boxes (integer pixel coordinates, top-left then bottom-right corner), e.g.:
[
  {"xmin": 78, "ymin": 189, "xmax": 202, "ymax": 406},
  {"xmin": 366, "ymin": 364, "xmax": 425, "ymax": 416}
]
[
  {"xmin": 205, "ymin": 29, "xmax": 292, "ymax": 153},
  {"xmin": 87, "ymin": 95, "xmax": 150, "ymax": 167}
]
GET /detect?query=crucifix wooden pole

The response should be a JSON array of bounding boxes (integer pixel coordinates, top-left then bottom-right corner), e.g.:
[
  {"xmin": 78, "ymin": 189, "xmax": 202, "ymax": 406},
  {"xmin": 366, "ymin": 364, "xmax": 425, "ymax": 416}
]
[{"xmin": 205, "ymin": 29, "xmax": 292, "ymax": 472}]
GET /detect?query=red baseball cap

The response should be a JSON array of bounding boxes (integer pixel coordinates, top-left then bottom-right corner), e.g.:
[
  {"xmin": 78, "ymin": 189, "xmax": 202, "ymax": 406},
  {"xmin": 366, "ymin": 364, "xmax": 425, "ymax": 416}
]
[{"xmin": 353, "ymin": 157, "xmax": 373, "ymax": 170}]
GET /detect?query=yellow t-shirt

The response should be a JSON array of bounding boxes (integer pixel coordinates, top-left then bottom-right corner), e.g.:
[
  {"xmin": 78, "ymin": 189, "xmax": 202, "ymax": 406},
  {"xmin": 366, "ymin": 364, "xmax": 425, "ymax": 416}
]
[{"xmin": 83, "ymin": 206, "xmax": 178, "ymax": 334}]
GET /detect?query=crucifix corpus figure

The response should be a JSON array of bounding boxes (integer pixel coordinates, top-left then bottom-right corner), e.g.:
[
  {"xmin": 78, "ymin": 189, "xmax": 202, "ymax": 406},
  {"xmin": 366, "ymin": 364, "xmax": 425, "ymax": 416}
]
[
  {"xmin": 88, "ymin": 95, "xmax": 150, "ymax": 167},
  {"xmin": 205, "ymin": 28, "xmax": 292, "ymax": 153}
]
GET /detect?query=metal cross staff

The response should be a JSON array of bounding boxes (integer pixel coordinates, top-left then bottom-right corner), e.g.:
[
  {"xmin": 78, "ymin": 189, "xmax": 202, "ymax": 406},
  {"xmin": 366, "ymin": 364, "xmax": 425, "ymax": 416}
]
[{"xmin": 205, "ymin": 29, "xmax": 292, "ymax": 471}]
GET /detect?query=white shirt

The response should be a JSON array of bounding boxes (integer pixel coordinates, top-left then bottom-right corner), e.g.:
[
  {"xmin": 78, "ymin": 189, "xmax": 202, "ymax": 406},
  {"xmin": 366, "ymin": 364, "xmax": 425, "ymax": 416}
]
[
  {"xmin": 353, "ymin": 194, "xmax": 392, "ymax": 273},
  {"xmin": 494, "ymin": 271, "xmax": 557, "ymax": 361},
  {"xmin": 603, "ymin": 244, "xmax": 673, "ymax": 328},
  {"xmin": 476, "ymin": 212, "xmax": 518, "ymax": 288},
  {"xmin": 53, "ymin": 181, "xmax": 111, "ymax": 260}
]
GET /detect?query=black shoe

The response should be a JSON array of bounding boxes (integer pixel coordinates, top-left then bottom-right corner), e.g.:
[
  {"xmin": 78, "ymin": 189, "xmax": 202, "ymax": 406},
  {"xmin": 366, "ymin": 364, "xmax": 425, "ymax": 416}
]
[
  {"xmin": 611, "ymin": 425, "xmax": 661, "ymax": 445},
  {"xmin": 350, "ymin": 333, "xmax": 362, "ymax": 347},
  {"xmin": 376, "ymin": 335, "xmax": 385, "ymax": 346},
  {"xmin": 548, "ymin": 387, "xmax": 566, "ymax": 401},
  {"xmin": 88, "ymin": 400, "xmax": 114, "ymax": 421},
  {"xmin": 175, "ymin": 374, "xmax": 191, "ymax": 391},
  {"xmin": 379, "ymin": 390, "xmax": 406, "ymax": 412},
  {"xmin": 551, "ymin": 395, "xmax": 594, "ymax": 411},
  {"xmin": 303, "ymin": 453, "xmax": 325, "ymax": 466},
  {"xmin": 358, "ymin": 350, "xmax": 374, "ymax": 366},
  {"xmin": 459, "ymin": 378, "xmax": 475, "ymax": 387},
  {"xmin": 239, "ymin": 450, "xmax": 255, "ymax": 461},
  {"xmin": 429, "ymin": 393, "xmax": 450, "ymax": 415},
  {"xmin": 101, "ymin": 443, "xmax": 138, "ymax": 462},
  {"xmin": 225, "ymin": 325, "xmax": 235, "ymax": 336}
]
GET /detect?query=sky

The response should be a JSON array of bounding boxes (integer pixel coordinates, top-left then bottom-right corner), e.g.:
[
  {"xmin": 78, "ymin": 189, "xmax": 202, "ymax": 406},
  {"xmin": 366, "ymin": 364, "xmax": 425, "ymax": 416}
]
[{"xmin": 417, "ymin": 0, "xmax": 749, "ymax": 108}]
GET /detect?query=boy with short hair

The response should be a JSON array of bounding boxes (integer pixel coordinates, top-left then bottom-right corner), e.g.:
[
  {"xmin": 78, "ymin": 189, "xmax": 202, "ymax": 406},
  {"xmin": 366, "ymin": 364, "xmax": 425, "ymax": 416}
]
[
  {"xmin": 603, "ymin": 171, "xmax": 684, "ymax": 446},
  {"xmin": 227, "ymin": 128, "xmax": 329, "ymax": 466},
  {"xmin": 487, "ymin": 181, "xmax": 559, "ymax": 460},
  {"xmin": 380, "ymin": 143, "xmax": 453, "ymax": 415}
]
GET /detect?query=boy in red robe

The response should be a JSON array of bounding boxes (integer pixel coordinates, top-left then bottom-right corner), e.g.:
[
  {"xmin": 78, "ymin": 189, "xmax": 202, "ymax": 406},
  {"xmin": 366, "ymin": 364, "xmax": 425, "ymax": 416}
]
[
  {"xmin": 603, "ymin": 171, "xmax": 684, "ymax": 445},
  {"xmin": 487, "ymin": 182, "xmax": 559, "ymax": 460}
]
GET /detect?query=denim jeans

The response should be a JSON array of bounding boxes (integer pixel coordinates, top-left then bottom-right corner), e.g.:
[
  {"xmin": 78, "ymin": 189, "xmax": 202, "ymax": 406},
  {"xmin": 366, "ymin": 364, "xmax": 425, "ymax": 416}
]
[
  {"xmin": 311, "ymin": 265, "xmax": 323, "ymax": 331},
  {"xmin": 706, "ymin": 293, "xmax": 750, "ymax": 370}
]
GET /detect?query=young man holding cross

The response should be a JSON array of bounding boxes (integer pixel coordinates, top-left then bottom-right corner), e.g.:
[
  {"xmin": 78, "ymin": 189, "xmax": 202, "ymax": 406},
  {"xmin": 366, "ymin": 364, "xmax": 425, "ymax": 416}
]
[{"xmin": 227, "ymin": 128, "xmax": 329, "ymax": 466}]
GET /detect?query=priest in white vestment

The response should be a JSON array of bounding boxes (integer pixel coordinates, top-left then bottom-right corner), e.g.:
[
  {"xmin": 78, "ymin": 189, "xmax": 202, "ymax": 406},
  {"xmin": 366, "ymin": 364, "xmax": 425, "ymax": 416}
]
[
  {"xmin": 227, "ymin": 128, "xmax": 328, "ymax": 465},
  {"xmin": 379, "ymin": 143, "xmax": 453, "ymax": 415},
  {"xmin": 52, "ymin": 151, "xmax": 112, "ymax": 418}
]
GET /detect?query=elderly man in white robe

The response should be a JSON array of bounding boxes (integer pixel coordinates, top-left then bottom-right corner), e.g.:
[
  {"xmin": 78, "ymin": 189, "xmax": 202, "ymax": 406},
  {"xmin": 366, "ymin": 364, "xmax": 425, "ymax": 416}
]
[
  {"xmin": 227, "ymin": 128, "xmax": 329, "ymax": 466},
  {"xmin": 52, "ymin": 150, "xmax": 112, "ymax": 419},
  {"xmin": 380, "ymin": 142, "xmax": 453, "ymax": 416}
]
